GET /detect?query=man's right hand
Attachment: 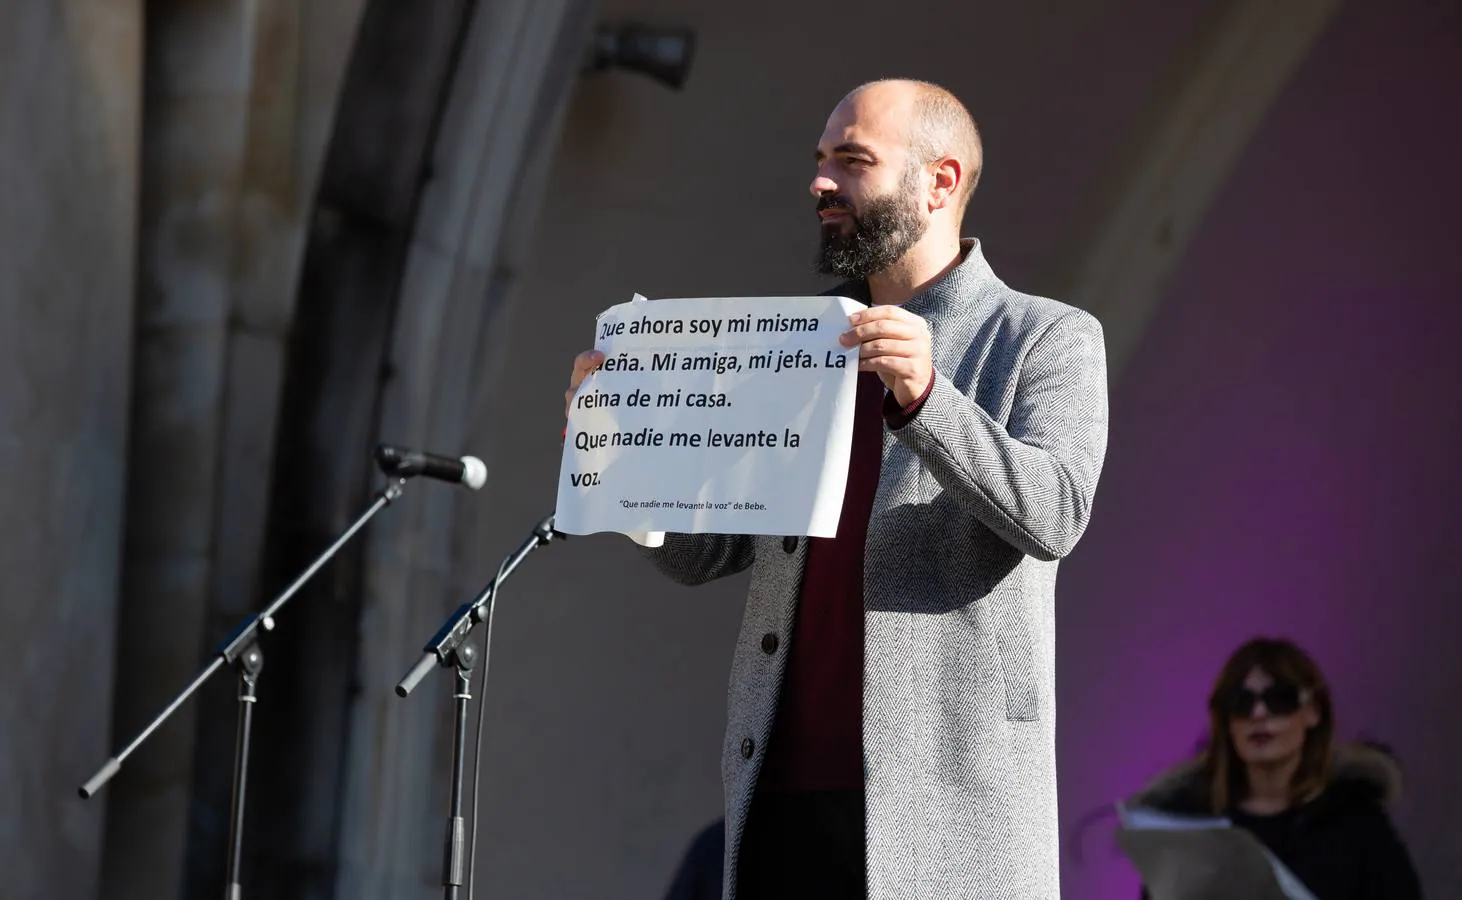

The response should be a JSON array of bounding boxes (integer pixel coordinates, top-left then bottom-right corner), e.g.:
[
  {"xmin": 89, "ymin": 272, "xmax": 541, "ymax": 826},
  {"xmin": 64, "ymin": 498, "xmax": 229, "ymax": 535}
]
[{"xmin": 564, "ymin": 350, "xmax": 605, "ymax": 419}]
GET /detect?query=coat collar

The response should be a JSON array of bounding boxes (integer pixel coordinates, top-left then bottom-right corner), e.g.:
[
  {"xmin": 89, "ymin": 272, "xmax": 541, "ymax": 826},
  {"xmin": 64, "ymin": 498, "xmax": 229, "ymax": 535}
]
[
  {"xmin": 1128, "ymin": 740, "xmax": 1407, "ymax": 812},
  {"xmin": 830, "ymin": 238, "xmax": 1000, "ymax": 332}
]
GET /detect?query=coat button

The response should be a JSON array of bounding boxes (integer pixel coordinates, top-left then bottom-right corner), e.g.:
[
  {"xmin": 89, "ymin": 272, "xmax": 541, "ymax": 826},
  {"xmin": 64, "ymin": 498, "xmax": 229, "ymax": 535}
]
[
  {"xmin": 782, "ymin": 536, "xmax": 797, "ymax": 553},
  {"xmin": 741, "ymin": 737, "xmax": 755, "ymax": 759},
  {"xmin": 761, "ymin": 633, "xmax": 778, "ymax": 654}
]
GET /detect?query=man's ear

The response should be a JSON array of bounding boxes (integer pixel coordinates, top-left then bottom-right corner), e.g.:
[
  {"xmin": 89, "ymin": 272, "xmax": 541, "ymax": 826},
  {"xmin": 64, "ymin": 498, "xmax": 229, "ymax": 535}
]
[{"xmin": 929, "ymin": 158, "xmax": 962, "ymax": 212}]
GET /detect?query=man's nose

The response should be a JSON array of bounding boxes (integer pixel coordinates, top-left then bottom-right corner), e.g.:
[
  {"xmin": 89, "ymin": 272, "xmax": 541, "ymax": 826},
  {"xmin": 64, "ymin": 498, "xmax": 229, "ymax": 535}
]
[{"xmin": 809, "ymin": 175, "xmax": 838, "ymax": 198}]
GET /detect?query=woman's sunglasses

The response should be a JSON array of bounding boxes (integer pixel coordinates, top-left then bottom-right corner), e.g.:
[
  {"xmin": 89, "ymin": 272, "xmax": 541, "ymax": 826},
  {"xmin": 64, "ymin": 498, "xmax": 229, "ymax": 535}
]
[{"xmin": 1222, "ymin": 683, "xmax": 1305, "ymax": 717}]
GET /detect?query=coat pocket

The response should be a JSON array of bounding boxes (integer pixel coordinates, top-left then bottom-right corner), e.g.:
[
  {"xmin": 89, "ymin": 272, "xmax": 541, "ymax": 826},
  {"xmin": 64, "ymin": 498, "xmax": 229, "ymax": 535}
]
[{"xmin": 990, "ymin": 600, "xmax": 1039, "ymax": 722}]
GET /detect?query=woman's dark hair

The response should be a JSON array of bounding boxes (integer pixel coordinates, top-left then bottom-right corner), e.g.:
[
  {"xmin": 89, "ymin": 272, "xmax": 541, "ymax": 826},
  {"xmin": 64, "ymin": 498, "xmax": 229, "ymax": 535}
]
[{"xmin": 1201, "ymin": 637, "xmax": 1334, "ymax": 813}]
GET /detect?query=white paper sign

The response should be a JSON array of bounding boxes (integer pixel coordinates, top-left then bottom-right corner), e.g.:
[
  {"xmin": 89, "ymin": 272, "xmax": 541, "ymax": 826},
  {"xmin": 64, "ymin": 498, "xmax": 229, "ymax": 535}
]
[
  {"xmin": 554, "ymin": 294, "xmax": 865, "ymax": 539},
  {"xmin": 1115, "ymin": 804, "xmax": 1319, "ymax": 900}
]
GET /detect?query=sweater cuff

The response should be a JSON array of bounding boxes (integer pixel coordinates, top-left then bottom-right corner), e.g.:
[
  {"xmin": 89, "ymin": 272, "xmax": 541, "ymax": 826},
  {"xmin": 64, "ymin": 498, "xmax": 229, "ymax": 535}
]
[{"xmin": 882, "ymin": 374, "xmax": 935, "ymax": 430}]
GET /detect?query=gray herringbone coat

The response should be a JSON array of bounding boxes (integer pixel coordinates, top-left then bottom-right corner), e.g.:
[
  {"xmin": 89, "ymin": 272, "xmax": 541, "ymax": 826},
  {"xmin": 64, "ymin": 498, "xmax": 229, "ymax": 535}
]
[{"xmin": 644, "ymin": 240, "xmax": 1110, "ymax": 899}]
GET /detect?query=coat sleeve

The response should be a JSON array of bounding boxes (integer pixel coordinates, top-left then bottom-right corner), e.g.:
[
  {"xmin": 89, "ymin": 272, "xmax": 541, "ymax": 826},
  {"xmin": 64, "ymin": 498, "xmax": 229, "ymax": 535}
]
[
  {"xmin": 891, "ymin": 310, "xmax": 1109, "ymax": 561},
  {"xmin": 640, "ymin": 533, "xmax": 756, "ymax": 586}
]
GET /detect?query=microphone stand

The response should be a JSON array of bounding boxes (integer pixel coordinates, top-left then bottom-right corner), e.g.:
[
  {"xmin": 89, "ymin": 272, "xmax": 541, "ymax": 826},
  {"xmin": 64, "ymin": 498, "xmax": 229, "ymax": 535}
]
[
  {"xmin": 79, "ymin": 475, "xmax": 412, "ymax": 900},
  {"xmin": 395, "ymin": 513, "xmax": 560, "ymax": 900}
]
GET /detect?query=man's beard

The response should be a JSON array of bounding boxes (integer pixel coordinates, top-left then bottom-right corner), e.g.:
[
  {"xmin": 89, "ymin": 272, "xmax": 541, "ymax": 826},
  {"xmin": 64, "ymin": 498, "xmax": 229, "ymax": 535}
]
[{"xmin": 814, "ymin": 178, "xmax": 927, "ymax": 281}]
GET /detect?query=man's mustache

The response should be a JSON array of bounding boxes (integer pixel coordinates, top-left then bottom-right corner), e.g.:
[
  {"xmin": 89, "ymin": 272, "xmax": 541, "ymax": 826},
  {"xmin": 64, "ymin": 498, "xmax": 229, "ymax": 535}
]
[{"xmin": 816, "ymin": 194, "xmax": 854, "ymax": 215}]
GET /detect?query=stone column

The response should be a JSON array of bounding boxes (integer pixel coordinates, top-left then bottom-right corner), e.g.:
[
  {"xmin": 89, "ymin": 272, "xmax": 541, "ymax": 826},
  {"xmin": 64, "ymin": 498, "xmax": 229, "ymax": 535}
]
[
  {"xmin": 328, "ymin": 2, "xmax": 598, "ymax": 896},
  {"xmin": 0, "ymin": 2, "xmax": 143, "ymax": 899},
  {"xmin": 98, "ymin": 2, "xmax": 367, "ymax": 898},
  {"xmin": 99, "ymin": 6, "xmax": 250, "ymax": 896}
]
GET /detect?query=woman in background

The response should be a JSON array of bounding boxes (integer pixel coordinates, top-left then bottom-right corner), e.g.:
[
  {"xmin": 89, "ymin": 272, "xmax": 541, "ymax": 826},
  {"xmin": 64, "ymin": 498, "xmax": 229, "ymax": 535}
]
[{"xmin": 1128, "ymin": 637, "xmax": 1423, "ymax": 899}]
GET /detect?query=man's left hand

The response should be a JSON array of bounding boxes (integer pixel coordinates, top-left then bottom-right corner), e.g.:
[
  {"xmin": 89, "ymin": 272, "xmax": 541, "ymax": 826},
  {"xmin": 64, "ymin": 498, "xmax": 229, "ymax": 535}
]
[{"xmin": 840, "ymin": 305, "xmax": 934, "ymax": 407}]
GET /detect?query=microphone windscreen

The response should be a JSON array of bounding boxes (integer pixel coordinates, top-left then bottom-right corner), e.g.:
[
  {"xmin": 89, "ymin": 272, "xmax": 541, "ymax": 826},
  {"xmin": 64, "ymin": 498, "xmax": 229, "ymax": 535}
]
[{"xmin": 461, "ymin": 456, "xmax": 488, "ymax": 490}]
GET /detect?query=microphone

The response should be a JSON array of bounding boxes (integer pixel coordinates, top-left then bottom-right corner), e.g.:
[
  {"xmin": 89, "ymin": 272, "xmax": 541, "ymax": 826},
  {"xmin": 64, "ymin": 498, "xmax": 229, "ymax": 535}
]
[{"xmin": 374, "ymin": 444, "xmax": 488, "ymax": 490}]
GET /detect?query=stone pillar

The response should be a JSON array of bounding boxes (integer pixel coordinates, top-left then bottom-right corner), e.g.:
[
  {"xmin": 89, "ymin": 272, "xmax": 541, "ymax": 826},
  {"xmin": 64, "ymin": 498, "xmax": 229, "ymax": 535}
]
[
  {"xmin": 0, "ymin": 2, "xmax": 143, "ymax": 899},
  {"xmin": 97, "ymin": 2, "xmax": 367, "ymax": 898},
  {"xmin": 328, "ymin": 2, "xmax": 598, "ymax": 896},
  {"xmin": 99, "ymin": 6, "xmax": 250, "ymax": 896}
]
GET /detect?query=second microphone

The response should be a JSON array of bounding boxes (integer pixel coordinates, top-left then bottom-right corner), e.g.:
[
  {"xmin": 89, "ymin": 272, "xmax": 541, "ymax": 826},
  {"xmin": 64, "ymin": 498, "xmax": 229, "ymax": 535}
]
[{"xmin": 375, "ymin": 444, "xmax": 488, "ymax": 490}]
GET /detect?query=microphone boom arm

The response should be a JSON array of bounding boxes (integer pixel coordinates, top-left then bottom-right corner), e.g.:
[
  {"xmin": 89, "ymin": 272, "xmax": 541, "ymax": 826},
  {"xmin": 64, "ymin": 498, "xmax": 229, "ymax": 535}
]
[
  {"xmin": 80, "ymin": 476, "xmax": 410, "ymax": 900},
  {"xmin": 395, "ymin": 514, "xmax": 559, "ymax": 698}
]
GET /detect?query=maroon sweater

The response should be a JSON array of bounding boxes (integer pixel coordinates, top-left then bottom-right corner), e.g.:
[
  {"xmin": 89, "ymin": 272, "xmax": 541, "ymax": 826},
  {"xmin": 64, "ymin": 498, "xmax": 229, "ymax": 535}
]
[{"xmin": 757, "ymin": 371, "xmax": 931, "ymax": 793}]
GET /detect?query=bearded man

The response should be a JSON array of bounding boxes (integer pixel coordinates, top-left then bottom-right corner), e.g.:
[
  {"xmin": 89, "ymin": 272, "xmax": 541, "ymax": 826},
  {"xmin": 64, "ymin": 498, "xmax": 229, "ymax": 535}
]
[{"xmin": 567, "ymin": 78, "xmax": 1110, "ymax": 900}]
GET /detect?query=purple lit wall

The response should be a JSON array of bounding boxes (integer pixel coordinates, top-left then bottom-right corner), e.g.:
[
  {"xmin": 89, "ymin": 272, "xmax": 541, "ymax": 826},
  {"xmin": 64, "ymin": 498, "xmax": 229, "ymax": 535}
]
[{"xmin": 1055, "ymin": 2, "xmax": 1462, "ymax": 897}]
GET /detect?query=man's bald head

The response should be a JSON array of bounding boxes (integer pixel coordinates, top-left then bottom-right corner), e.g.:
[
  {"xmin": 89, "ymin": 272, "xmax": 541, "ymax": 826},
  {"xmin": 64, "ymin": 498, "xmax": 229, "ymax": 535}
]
[
  {"xmin": 845, "ymin": 79, "xmax": 983, "ymax": 216},
  {"xmin": 811, "ymin": 79, "xmax": 983, "ymax": 279}
]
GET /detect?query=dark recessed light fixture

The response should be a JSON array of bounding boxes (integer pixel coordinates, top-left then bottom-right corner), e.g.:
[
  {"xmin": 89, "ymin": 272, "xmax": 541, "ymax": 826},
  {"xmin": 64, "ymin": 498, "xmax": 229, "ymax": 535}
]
[{"xmin": 584, "ymin": 22, "xmax": 697, "ymax": 91}]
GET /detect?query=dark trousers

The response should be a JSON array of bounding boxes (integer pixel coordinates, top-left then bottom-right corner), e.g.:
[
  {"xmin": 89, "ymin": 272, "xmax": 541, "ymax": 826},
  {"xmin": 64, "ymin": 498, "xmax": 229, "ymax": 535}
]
[{"xmin": 736, "ymin": 790, "xmax": 866, "ymax": 900}]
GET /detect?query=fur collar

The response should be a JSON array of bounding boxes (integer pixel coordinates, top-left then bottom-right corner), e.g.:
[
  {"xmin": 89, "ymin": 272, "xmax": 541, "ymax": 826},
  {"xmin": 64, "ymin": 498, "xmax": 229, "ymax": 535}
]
[{"xmin": 1128, "ymin": 741, "xmax": 1405, "ymax": 812}]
